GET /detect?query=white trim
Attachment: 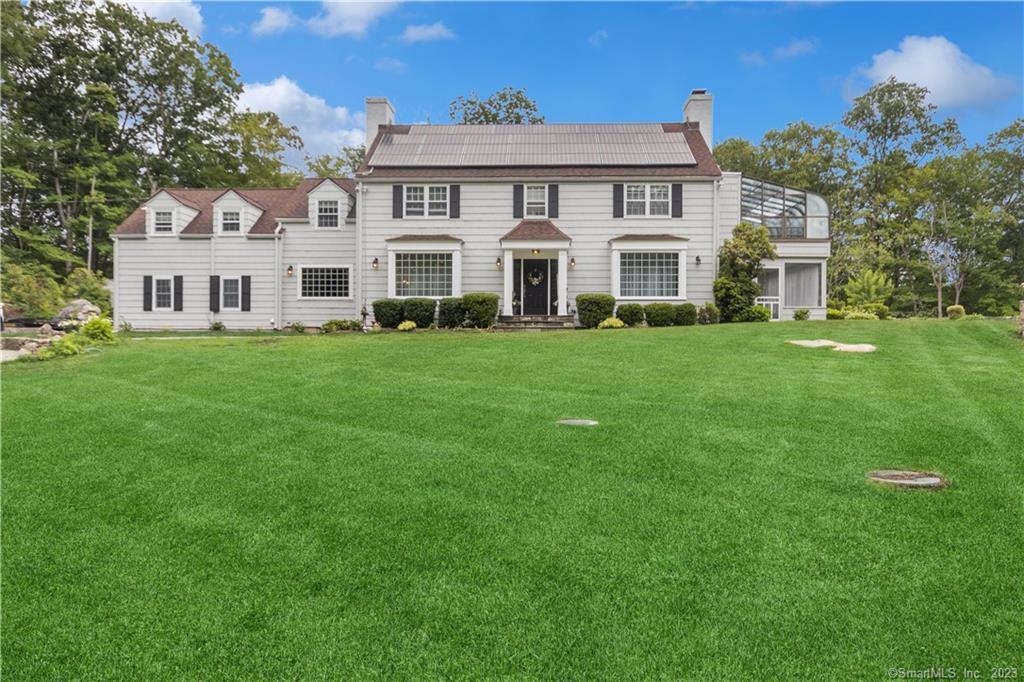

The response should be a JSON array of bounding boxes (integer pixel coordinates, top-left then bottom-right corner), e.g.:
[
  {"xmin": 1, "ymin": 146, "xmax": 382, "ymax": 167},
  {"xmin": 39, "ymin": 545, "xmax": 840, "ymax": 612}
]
[
  {"xmin": 153, "ymin": 276, "xmax": 174, "ymax": 310},
  {"xmin": 385, "ymin": 244, "xmax": 462, "ymax": 299},
  {"xmin": 403, "ymin": 184, "xmax": 450, "ymax": 218},
  {"xmin": 524, "ymin": 183, "xmax": 548, "ymax": 218},
  {"xmin": 152, "ymin": 209, "xmax": 175, "ymax": 234},
  {"xmin": 624, "ymin": 183, "xmax": 673, "ymax": 218},
  {"xmin": 296, "ymin": 264, "xmax": 353, "ymax": 300},
  {"xmin": 502, "ymin": 248, "xmax": 514, "ymax": 316},
  {"xmin": 316, "ymin": 199, "xmax": 341, "ymax": 229},
  {"xmin": 557, "ymin": 249, "xmax": 568, "ymax": 316},
  {"xmin": 221, "ymin": 275, "xmax": 242, "ymax": 311},
  {"xmin": 499, "ymin": 239, "xmax": 570, "ymax": 251},
  {"xmin": 610, "ymin": 247, "xmax": 688, "ymax": 300},
  {"xmin": 218, "ymin": 209, "xmax": 242, "ymax": 235}
]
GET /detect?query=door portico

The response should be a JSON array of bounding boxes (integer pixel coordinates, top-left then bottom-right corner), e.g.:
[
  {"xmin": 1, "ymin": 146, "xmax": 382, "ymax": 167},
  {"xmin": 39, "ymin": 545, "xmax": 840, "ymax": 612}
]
[{"xmin": 499, "ymin": 220, "xmax": 571, "ymax": 317}]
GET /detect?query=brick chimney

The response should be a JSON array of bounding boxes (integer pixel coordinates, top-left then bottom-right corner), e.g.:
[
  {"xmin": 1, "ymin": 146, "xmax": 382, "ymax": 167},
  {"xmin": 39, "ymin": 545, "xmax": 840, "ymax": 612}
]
[{"xmin": 683, "ymin": 89, "xmax": 713, "ymax": 151}]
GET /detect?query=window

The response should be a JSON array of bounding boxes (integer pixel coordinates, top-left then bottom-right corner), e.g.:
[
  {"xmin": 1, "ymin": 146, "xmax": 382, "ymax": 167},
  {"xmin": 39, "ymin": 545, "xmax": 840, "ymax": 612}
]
[
  {"xmin": 785, "ymin": 263, "xmax": 821, "ymax": 307},
  {"xmin": 740, "ymin": 176, "xmax": 830, "ymax": 239},
  {"xmin": 221, "ymin": 211, "xmax": 240, "ymax": 233},
  {"xmin": 405, "ymin": 185, "xmax": 448, "ymax": 217},
  {"xmin": 405, "ymin": 187, "xmax": 425, "ymax": 216},
  {"xmin": 154, "ymin": 277, "xmax": 173, "ymax": 309},
  {"xmin": 317, "ymin": 200, "xmax": 339, "ymax": 228},
  {"xmin": 526, "ymin": 185, "xmax": 547, "ymax": 217},
  {"xmin": 428, "ymin": 186, "xmax": 448, "ymax": 216},
  {"xmin": 625, "ymin": 185, "xmax": 670, "ymax": 216},
  {"xmin": 649, "ymin": 185, "xmax": 670, "ymax": 216},
  {"xmin": 300, "ymin": 267, "xmax": 350, "ymax": 299},
  {"xmin": 222, "ymin": 277, "xmax": 241, "ymax": 310},
  {"xmin": 619, "ymin": 252, "xmax": 679, "ymax": 297},
  {"xmin": 154, "ymin": 211, "xmax": 173, "ymax": 233},
  {"xmin": 394, "ymin": 253, "xmax": 453, "ymax": 297}
]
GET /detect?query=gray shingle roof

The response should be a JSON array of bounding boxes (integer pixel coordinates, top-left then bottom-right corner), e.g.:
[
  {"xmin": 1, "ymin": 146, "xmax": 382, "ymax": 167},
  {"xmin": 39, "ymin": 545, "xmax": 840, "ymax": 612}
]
[{"xmin": 368, "ymin": 123, "xmax": 698, "ymax": 167}]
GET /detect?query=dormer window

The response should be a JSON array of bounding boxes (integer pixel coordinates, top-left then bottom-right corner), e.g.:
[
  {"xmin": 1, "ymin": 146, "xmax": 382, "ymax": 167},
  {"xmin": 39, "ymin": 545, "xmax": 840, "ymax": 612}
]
[
  {"xmin": 525, "ymin": 185, "xmax": 547, "ymax": 217},
  {"xmin": 317, "ymin": 200, "xmax": 339, "ymax": 228},
  {"xmin": 154, "ymin": 211, "xmax": 173, "ymax": 233},
  {"xmin": 221, "ymin": 211, "xmax": 240, "ymax": 233}
]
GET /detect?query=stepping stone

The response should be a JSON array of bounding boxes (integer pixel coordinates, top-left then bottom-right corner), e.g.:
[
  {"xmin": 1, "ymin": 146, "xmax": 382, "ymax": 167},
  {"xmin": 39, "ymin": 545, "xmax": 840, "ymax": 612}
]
[
  {"xmin": 832, "ymin": 343, "xmax": 876, "ymax": 353},
  {"xmin": 868, "ymin": 470, "xmax": 947, "ymax": 489},
  {"xmin": 788, "ymin": 339, "xmax": 838, "ymax": 348},
  {"xmin": 557, "ymin": 419, "xmax": 598, "ymax": 427}
]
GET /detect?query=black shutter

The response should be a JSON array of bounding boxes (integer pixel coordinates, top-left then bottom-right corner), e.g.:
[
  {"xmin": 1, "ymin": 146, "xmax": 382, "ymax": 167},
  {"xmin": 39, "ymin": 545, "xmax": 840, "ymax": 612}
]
[
  {"xmin": 449, "ymin": 185, "xmax": 460, "ymax": 219},
  {"xmin": 173, "ymin": 276, "xmax": 183, "ymax": 311},
  {"xmin": 548, "ymin": 184, "xmax": 559, "ymax": 218},
  {"xmin": 209, "ymin": 275, "xmax": 220, "ymax": 313},
  {"xmin": 671, "ymin": 183, "xmax": 683, "ymax": 218},
  {"xmin": 143, "ymin": 276, "xmax": 152, "ymax": 311},
  {"xmin": 612, "ymin": 184, "xmax": 624, "ymax": 218},
  {"xmin": 241, "ymin": 276, "xmax": 251, "ymax": 311},
  {"xmin": 512, "ymin": 184, "xmax": 524, "ymax": 219},
  {"xmin": 392, "ymin": 185, "xmax": 403, "ymax": 219}
]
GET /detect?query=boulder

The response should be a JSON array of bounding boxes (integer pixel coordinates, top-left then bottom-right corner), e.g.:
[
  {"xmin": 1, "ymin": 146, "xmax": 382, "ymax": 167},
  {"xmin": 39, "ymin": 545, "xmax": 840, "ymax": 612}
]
[
  {"xmin": 1, "ymin": 337, "xmax": 29, "ymax": 350},
  {"xmin": 23, "ymin": 341, "xmax": 38, "ymax": 352},
  {"xmin": 38, "ymin": 323, "xmax": 55, "ymax": 337},
  {"xmin": 51, "ymin": 299, "xmax": 101, "ymax": 329}
]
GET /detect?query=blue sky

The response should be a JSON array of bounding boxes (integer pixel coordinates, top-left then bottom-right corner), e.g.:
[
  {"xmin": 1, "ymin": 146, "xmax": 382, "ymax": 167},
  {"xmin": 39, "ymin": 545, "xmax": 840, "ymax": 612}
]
[{"xmin": 137, "ymin": 1, "xmax": 1023, "ymax": 166}]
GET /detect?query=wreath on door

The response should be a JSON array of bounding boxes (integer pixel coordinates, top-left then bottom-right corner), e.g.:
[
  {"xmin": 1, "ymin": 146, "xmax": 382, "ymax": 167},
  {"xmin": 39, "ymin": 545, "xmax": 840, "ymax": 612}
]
[{"xmin": 527, "ymin": 269, "xmax": 545, "ymax": 286}]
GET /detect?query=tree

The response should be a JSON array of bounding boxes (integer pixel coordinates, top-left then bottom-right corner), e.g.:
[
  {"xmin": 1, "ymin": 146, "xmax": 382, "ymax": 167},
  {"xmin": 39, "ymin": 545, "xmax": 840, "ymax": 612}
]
[
  {"xmin": 844, "ymin": 270, "xmax": 894, "ymax": 306},
  {"xmin": 982, "ymin": 120, "xmax": 1024, "ymax": 289},
  {"xmin": 204, "ymin": 111, "xmax": 304, "ymax": 187},
  {"xmin": 449, "ymin": 87, "xmax": 544, "ymax": 124},
  {"xmin": 306, "ymin": 145, "xmax": 366, "ymax": 178},
  {"xmin": 713, "ymin": 223, "xmax": 777, "ymax": 322}
]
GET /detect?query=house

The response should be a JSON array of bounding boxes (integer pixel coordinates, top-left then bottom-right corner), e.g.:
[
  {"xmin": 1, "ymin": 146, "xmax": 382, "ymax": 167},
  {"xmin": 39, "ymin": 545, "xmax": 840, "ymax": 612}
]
[{"xmin": 111, "ymin": 90, "xmax": 829, "ymax": 329}]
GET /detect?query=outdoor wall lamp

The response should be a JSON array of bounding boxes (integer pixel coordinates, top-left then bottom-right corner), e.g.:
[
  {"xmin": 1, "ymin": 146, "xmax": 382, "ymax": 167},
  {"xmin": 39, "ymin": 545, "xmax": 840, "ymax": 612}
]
[
  {"xmin": 569, "ymin": 257, "xmax": 576, "ymax": 269},
  {"xmin": 286, "ymin": 265, "xmax": 294, "ymax": 277},
  {"xmin": 371, "ymin": 257, "xmax": 380, "ymax": 270},
  {"xmin": 695, "ymin": 256, "xmax": 702, "ymax": 266},
  {"xmin": 495, "ymin": 257, "xmax": 503, "ymax": 269},
  {"xmin": 531, "ymin": 248, "xmax": 541, "ymax": 255}
]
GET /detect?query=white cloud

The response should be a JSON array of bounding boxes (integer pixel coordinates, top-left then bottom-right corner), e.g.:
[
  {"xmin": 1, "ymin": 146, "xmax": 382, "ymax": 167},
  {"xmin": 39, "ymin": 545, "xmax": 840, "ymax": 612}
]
[
  {"xmin": 854, "ymin": 35, "xmax": 1015, "ymax": 108},
  {"xmin": 239, "ymin": 76, "xmax": 365, "ymax": 167},
  {"xmin": 124, "ymin": 1, "xmax": 204, "ymax": 36},
  {"xmin": 773, "ymin": 38, "xmax": 816, "ymax": 60},
  {"xmin": 307, "ymin": 1, "xmax": 399, "ymax": 38},
  {"xmin": 587, "ymin": 29, "xmax": 608, "ymax": 47},
  {"xmin": 400, "ymin": 21, "xmax": 455, "ymax": 43},
  {"xmin": 253, "ymin": 7, "xmax": 298, "ymax": 36},
  {"xmin": 374, "ymin": 57, "xmax": 406, "ymax": 73}
]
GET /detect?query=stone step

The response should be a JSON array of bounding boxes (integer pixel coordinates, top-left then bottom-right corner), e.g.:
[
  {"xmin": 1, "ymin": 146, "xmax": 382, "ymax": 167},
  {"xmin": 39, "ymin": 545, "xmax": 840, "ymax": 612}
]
[{"xmin": 498, "ymin": 315, "xmax": 574, "ymax": 323}]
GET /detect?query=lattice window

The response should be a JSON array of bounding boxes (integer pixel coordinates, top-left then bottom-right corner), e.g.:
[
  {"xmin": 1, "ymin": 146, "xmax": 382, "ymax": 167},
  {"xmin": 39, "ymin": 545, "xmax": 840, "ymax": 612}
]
[
  {"xmin": 300, "ymin": 267, "xmax": 350, "ymax": 298},
  {"xmin": 394, "ymin": 252, "xmax": 453, "ymax": 297},
  {"xmin": 619, "ymin": 252, "xmax": 679, "ymax": 297}
]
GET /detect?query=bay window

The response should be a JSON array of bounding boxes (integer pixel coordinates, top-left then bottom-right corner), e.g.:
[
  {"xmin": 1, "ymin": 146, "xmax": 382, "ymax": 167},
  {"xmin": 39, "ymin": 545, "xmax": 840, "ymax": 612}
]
[
  {"xmin": 619, "ymin": 252, "xmax": 680, "ymax": 297},
  {"xmin": 394, "ymin": 252, "xmax": 453, "ymax": 297}
]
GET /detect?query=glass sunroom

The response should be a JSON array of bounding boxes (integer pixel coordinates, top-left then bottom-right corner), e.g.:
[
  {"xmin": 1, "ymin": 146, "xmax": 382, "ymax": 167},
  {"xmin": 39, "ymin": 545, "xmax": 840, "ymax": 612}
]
[{"xmin": 740, "ymin": 177, "xmax": 829, "ymax": 240}]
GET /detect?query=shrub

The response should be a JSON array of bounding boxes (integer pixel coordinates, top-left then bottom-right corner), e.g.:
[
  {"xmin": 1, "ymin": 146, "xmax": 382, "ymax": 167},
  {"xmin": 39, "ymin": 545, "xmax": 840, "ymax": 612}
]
[
  {"xmin": 697, "ymin": 302, "xmax": 720, "ymax": 325},
  {"xmin": 321, "ymin": 319, "xmax": 362, "ymax": 333},
  {"xmin": 946, "ymin": 304, "xmax": 965, "ymax": 320},
  {"xmin": 210, "ymin": 321, "xmax": 227, "ymax": 332},
  {"xmin": 844, "ymin": 309, "xmax": 878, "ymax": 320},
  {"xmin": 462, "ymin": 292, "xmax": 500, "ymax": 328},
  {"xmin": 674, "ymin": 303, "xmax": 698, "ymax": 326},
  {"xmin": 118, "ymin": 319, "xmax": 133, "ymax": 334},
  {"xmin": 964, "ymin": 313, "xmax": 985, "ymax": 320},
  {"xmin": 576, "ymin": 293, "xmax": 616, "ymax": 329},
  {"xmin": 597, "ymin": 317, "xmax": 625, "ymax": 329},
  {"xmin": 438, "ymin": 297, "xmax": 466, "ymax": 328},
  {"xmin": 38, "ymin": 333, "xmax": 85, "ymax": 359},
  {"xmin": 845, "ymin": 269, "xmax": 894, "ymax": 306},
  {"xmin": 739, "ymin": 305, "xmax": 772, "ymax": 322},
  {"xmin": 616, "ymin": 303, "xmax": 645, "ymax": 327},
  {"xmin": 855, "ymin": 303, "xmax": 890, "ymax": 320},
  {"xmin": 1, "ymin": 262, "xmax": 64, "ymax": 319},
  {"xmin": 402, "ymin": 298, "xmax": 436, "ymax": 328},
  {"xmin": 372, "ymin": 298, "xmax": 404, "ymax": 328},
  {"xmin": 63, "ymin": 268, "xmax": 112, "ymax": 315},
  {"xmin": 80, "ymin": 317, "xmax": 115, "ymax": 343},
  {"xmin": 793, "ymin": 308, "xmax": 810, "ymax": 321},
  {"xmin": 713, "ymin": 276, "xmax": 759, "ymax": 323},
  {"xmin": 397, "ymin": 320, "xmax": 417, "ymax": 332},
  {"xmin": 644, "ymin": 302, "xmax": 676, "ymax": 327},
  {"xmin": 826, "ymin": 308, "xmax": 846, "ymax": 320}
]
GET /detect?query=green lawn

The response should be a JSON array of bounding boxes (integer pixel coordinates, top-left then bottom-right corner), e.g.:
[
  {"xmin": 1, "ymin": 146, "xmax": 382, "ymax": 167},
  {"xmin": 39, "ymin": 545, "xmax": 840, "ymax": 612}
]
[{"xmin": 3, "ymin": 320, "xmax": 1022, "ymax": 679}]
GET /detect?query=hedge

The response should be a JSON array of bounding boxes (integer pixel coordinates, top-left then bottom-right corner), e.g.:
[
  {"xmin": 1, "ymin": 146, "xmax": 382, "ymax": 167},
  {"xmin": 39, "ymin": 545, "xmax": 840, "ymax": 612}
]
[
  {"xmin": 644, "ymin": 302, "xmax": 676, "ymax": 327},
  {"xmin": 616, "ymin": 303, "xmax": 645, "ymax": 327},
  {"xmin": 740, "ymin": 305, "xmax": 772, "ymax": 322},
  {"xmin": 463, "ymin": 292, "xmax": 500, "ymax": 328},
  {"xmin": 372, "ymin": 298, "xmax": 403, "ymax": 328},
  {"xmin": 438, "ymin": 297, "xmax": 466, "ymax": 328},
  {"xmin": 674, "ymin": 303, "xmax": 698, "ymax": 326},
  {"xmin": 402, "ymin": 298, "xmax": 436, "ymax": 328},
  {"xmin": 577, "ymin": 293, "xmax": 616, "ymax": 328}
]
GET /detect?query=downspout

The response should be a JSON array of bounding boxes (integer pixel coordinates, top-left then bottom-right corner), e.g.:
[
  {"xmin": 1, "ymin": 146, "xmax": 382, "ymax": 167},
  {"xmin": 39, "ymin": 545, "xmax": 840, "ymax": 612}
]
[
  {"xmin": 357, "ymin": 182, "xmax": 366, "ymax": 323},
  {"xmin": 274, "ymin": 225, "xmax": 282, "ymax": 330},
  {"xmin": 112, "ymin": 237, "xmax": 119, "ymax": 327},
  {"xmin": 712, "ymin": 177, "xmax": 721, "ymax": 276}
]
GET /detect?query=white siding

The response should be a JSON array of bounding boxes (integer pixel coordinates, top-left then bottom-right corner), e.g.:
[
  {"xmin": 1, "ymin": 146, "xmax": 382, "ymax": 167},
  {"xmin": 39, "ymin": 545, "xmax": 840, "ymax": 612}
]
[
  {"xmin": 360, "ymin": 179, "xmax": 720, "ymax": 316},
  {"xmin": 211, "ymin": 238, "xmax": 276, "ymax": 329},
  {"xmin": 281, "ymin": 217, "xmax": 360, "ymax": 327},
  {"xmin": 115, "ymin": 238, "xmax": 212, "ymax": 330},
  {"xmin": 145, "ymin": 193, "xmax": 198, "ymax": 235},
  {"xmin": 212, "ymin": 192, "xmax": 263, "ymax": 234}
]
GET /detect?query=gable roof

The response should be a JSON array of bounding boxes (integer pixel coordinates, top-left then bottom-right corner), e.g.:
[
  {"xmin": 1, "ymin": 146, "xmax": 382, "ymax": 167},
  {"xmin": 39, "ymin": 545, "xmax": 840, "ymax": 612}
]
[
  {"xmin": 360, "ymin": 122, "xmax": 720, "ymax": 178},
  {"xmin": 501, "ymin": 219, "xmax": 571, "ymax": 241},
  {"xmin": 114, "ymin": 178, "xmax": 356, "ymax": 236}
]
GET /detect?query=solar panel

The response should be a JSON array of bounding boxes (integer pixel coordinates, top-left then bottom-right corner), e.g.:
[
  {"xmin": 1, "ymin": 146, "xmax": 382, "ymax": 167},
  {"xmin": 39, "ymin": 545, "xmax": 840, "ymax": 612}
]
[{"xmin": 369, "ymin": 124, "xmax": 697, "ymax": 167}]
